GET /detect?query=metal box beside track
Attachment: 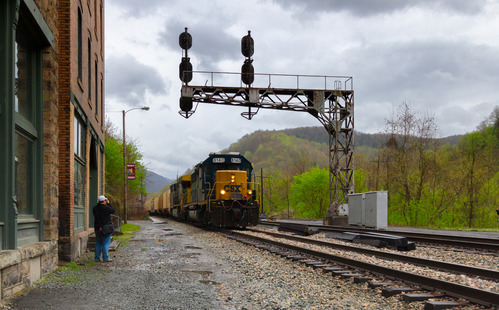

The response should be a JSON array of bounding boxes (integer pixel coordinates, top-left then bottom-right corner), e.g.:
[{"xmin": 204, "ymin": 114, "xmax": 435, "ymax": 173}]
[
  {"xmin": 365, "ymin": 191, "xmax": 387, "ymax": 229},
  {"xmin": 347, "ymin": 193, "xmax": 365, "ymax": 226},
  {"xmin": 348, "ymin": 191, "xmax": 388, "ymax": 230}
]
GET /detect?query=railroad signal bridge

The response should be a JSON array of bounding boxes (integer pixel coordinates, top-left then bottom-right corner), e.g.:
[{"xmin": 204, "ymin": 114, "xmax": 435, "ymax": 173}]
[{"xmin": 178, "ymin": 28, "xmax": 354, "ymax": 221}]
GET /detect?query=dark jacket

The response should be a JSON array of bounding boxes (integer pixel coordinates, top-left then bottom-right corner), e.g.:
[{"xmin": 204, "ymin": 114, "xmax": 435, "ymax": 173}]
[{"xmin": 93, "ymin": 202, "xmax": 115, "ymax": 231}]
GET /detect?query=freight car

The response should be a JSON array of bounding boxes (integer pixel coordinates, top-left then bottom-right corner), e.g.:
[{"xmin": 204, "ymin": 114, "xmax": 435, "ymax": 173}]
[{"xmin": 150, "ymin": 152, "xmax": 260, "ymax": 228}]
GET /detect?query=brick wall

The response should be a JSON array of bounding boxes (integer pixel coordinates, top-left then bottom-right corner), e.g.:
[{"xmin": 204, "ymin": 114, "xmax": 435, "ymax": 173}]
[{"xmin": 58, "ymin": 0, "xmax": 106, "ymax": 261}]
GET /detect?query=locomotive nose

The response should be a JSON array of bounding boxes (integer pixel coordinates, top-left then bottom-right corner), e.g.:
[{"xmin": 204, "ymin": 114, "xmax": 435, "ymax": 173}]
[{"xmin": 232, "ymin": 208, "xmax": 243, "ymax": 220}]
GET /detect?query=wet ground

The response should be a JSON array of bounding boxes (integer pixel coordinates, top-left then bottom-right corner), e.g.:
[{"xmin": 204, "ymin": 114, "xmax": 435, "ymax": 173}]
[{"xmin": 5, "ymin": 218, "xmax": 238, "ymax": 310}]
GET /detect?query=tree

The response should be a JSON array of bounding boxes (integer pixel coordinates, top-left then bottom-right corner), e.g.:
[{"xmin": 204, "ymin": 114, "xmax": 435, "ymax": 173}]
[
  {"xmin": 457, "ymin": 132, "xmax": 493, "ymax": 227},
  {"xmin": 290, "ymin": 166, "xmax": 329, "ymax": 218},
  {"xmin": 382, "ymin": 102, "xmax": 440, "ymax": 225},
  {"xmin": 104, "ymin": 119, "xmax": 148, "ymax": 219}
]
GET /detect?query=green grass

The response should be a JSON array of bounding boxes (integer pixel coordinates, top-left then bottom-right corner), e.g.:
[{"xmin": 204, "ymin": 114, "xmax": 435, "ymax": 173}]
[
  {"xmin": 37, "ymin": 260, "xmax": 101, "ymax": 286},
  {"xmin": 113, "ymin": 223, "xmax": 140, "ymax": 246}
]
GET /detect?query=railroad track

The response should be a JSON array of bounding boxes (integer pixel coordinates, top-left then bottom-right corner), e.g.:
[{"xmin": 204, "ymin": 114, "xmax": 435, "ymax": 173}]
[
  {"xmin": 223, "ymin": 229, "xmax": 499, "ymax": 308},
  {"xmin": 259, "ymin": 220, "xmax": 499, "ymax": 252},
  {"xmin": 249, "ymin": 228, "xmax": 499, "ymax": 281}
]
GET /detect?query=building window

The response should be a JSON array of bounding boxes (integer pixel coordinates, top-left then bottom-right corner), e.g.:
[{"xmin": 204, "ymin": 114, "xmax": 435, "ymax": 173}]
[
  {"xmin": 100, "ymin": 1, "xmax": 103, "ymax": 52},
  {"xmin": 14, "ymin": 42, "xmax": 32, "ymax": 120},
  {"xmin": 100, "ymin": 77, "xmax": 104, "ymax": 124},
  {"xmin": 15, "ymin": 134, "xmax": 34, "ymax": 215},
  {"xmin": 88, "ymin": 38, "xmax": 91, "ymax": 99},
  {"xmin": 78, "ymin": 9, "xmax": 82, "ymax": 80},
  {"xmin": 94, "ymin": 0, "xmax": 97, "ymax": 35},
  {"xmin": 74, "ymin": 115, "xmax": 86, "ymax": 207},
  {"xmin": 95, "ymin": 60, "xmax": 98, "ymax": 114},
  {"xmin": 74, "ymin": 116, "xmax": 86, "ymax": 232},
  {"xmin": 0, "ymin": 0, "xmax": 52, "ymax": 248},
  {"xmin": 15, "ymin": 21, "xmax": 40, "ymax": 220}
]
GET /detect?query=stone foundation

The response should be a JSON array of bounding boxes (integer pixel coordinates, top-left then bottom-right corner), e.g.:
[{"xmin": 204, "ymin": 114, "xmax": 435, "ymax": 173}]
[
  {"xmin": 0, "ymin": 241, "xmax": 58, "ymax": 301},
  {"xmin": 58, "ymin": 231, "xmax": 91, "ymax": 261}
]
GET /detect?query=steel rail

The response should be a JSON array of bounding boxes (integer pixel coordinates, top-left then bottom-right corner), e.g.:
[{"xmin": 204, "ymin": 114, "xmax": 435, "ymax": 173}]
[
  {"xmin": 226, "ymin": 230, "xmax": 499, "ymax": 307},
  {"xmin": 259, "ymin": 220, "xmax": 499, "ymax": 251},
  {"xmin": 248, "ymin": 228, "xmax": 499, "ymax": 280},
  {"xmin": 317, "ymin": 225, "xmax": 499, "ymax": 244}
]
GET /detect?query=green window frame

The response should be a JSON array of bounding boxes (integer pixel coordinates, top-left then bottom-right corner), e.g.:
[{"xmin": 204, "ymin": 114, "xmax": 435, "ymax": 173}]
[
  {"xmin": 0, "ymin": 0, "xmax": 53, "ymax": 249},
  {"xmin": 74, "ymin": 115, "xmax": 86, "ymax": 233}
]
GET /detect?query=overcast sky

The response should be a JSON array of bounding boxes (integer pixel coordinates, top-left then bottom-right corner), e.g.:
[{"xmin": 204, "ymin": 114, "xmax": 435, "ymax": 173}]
[{"xmin": 104, "ymin": 0, "xmax": 499, "ymax": 179}]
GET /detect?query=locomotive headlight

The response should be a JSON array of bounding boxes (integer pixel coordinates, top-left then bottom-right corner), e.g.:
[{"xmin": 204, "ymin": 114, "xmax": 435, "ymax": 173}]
[
  {"xmin": 230, "ymin": 174, "xmax": 235, "ymax": 183},
  {"xmin": 248, "ymin": 190, "xmax": 252, "ymax": 195},
  {"xmin": 220, "ymin": 189, "xmax": 226, "ymax": 195}
]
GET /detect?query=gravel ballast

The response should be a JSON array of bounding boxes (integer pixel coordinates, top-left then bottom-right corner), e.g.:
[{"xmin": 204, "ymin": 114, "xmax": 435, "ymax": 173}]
[{"xmin": 4, "ymin": 218, "xmax": 486, "ymax": 309}]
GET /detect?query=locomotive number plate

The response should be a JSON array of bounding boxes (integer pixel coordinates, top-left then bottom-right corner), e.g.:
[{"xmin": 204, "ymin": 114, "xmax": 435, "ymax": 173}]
[
  {"xmin": 231, "ymin": 158, "xmax": 241, "ymax": 163},
  {"xmin": 213, "ymin": 157, "xmax": 225, "ymax": 163}
]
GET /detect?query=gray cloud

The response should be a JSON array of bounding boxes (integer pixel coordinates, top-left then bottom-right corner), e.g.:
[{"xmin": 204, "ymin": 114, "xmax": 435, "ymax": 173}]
[
  {"xmin": 159, "ymin": 20, "xmax": 240, "ymax": 71},
  {"xmin": 107, "ymin": 0, "xmax": 172, "ymax": 18},
  {"xmin": 270, "ymin": 0, "xmax": 486, "ymax": 16},
  {"xmin": 106, "ymin": 54, "xmax": 167, "ymax": 107},
  {"xmin": 343, "ymin": 39, "xmax": 499, "ymax": 135},
  {"xmin": 351, "ymin": 40, "xmax": 499, "ymax": 104}
]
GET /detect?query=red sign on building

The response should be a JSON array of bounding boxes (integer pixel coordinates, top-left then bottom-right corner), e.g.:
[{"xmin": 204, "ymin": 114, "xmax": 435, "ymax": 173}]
[{"xmin": 127, "ymin": 163, "xmax": 136, "ymax": 180}]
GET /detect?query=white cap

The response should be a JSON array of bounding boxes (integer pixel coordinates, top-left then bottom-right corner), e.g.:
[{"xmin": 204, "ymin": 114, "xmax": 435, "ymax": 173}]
[{"xmin": 98, "ymin": 195, "xmax": 107, "ymax": 202}]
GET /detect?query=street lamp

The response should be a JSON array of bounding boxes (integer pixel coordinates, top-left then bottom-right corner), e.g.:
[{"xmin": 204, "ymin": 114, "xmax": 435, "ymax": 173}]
[{"xmin": 123, "ymin": 106, "xmax": 149, "ymax": 224}]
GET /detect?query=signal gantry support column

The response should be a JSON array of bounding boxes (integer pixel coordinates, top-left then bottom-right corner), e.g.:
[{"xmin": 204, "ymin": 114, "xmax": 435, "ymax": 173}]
[{"xmin": 177, "ymin": 28, "xmax": 354, "ymax": 224}]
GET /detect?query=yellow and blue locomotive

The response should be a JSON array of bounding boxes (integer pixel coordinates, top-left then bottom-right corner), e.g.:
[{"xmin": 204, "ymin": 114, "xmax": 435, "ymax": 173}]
[{"xmin": 169, "ymin": 152, "xmax": 260, "ymax": 227}]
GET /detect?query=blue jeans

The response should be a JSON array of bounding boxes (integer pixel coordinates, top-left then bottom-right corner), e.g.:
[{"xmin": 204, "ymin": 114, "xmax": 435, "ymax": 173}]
[{"xmin": 94, "ymin": 232, "xmax": 112, "ymax": 261}]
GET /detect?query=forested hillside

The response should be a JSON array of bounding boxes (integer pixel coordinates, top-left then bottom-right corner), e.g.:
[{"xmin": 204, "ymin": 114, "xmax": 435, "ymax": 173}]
[
  {"xmin": 223, "ymin": 104, "xmax": 499, "ymax": 229},
  {"xmin": 223, "ymin": 127, "xmax": 462, "ymax": 184}
]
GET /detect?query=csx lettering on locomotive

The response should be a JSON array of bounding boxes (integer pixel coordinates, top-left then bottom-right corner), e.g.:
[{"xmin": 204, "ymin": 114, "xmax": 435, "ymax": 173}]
[{"xmin": 224, "ymin": 184, "xmax": 241, "ymax": 192}]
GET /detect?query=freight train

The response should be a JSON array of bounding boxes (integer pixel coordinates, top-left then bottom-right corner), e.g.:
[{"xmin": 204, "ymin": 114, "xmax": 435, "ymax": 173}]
[{"xmin": 145, "ymin": 152, "xmax": 260, "ymax": 228}]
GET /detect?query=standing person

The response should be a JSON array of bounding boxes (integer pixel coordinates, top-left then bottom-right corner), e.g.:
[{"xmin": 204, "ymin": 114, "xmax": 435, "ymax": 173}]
[{"xmin": 93, "ymin": 195, "xmax": 115, "ymax": 262}]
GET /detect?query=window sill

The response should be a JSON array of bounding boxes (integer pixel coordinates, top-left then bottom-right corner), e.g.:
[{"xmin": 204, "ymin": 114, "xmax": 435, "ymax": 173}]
[
  {"xmin": 77, "ymin": 78, "xmax": 84, "ymax": 92},
  {"xmin": 17, "ymin": 217, "xmax": 40, "ymax": 224}
]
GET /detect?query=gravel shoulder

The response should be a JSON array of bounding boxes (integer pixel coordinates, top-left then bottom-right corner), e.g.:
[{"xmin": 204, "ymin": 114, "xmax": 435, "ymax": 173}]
[{"xmin": 4, "ymin": 218, "xmax": 436, "ymax": 309}]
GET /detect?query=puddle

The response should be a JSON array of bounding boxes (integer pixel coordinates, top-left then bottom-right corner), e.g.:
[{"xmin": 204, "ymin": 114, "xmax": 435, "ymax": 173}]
[
  {"xmin": 185, "ymin": 245, "xmax": 202, "ymax": 250},
  {"xmin": 200, "ymin": 280, "xmax": 221, "ymax": 286},
  {"xmin": 181, "ymin": 252, "xmax": 201, "ymax": 258},
  {"xmin": 182, "ymin": 270, "xmax": 219, "ymax": 285},
  {"xmin": 164, "ymin": 233, "xmax": 183, "ymax": 236},
  {"xmin": 184, "ymin": 270, "xmax": 212, "ymax": 277}
]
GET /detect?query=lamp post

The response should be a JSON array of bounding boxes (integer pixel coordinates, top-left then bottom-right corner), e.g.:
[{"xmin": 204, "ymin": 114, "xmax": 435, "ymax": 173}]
[{"xmin": 123, "ymin": 106, "xmax": 149, "ymax": 224}]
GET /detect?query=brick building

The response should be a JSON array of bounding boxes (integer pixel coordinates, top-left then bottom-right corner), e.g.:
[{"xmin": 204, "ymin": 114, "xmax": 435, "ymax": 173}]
[
  {"xmin": 0, "ymin": 0, "xmax": 105, "ymax": 301},
  {"xmin": 58, "ymin": 0, "xmax": 105, "ymax": 261}
]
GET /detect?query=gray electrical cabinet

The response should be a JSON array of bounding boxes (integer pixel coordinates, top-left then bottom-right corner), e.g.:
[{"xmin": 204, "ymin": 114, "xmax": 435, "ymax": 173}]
[
  {"xmin": 364, "ymin": 191, "xmax": 388, "ymax": 229},
  {"xmin": 348, "ymin": 191, "xmax": 388, "ymax": 229},
  {"xmin": 347, "ymin": 193, "xmax": 365, "ymax": 226}
]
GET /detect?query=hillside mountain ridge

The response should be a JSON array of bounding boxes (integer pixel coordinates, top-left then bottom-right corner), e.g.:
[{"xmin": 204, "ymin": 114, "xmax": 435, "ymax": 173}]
[
  {"xmin": 145, "ymin": 170, "xmax": 172, "ymax": 195},
  {"xmin": 149, "ymin": 126, "xmax": 462, "ymax": 194},
  {"xmin": 222, "ymin": 126, "xmax": 462, "ymax": 176}
]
